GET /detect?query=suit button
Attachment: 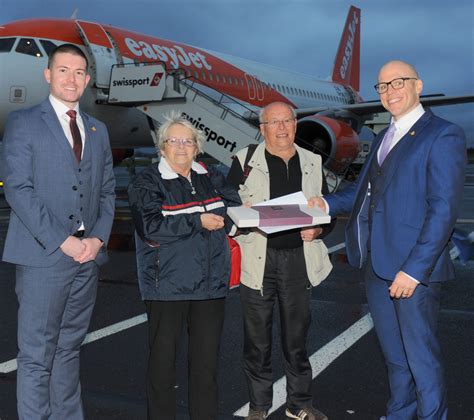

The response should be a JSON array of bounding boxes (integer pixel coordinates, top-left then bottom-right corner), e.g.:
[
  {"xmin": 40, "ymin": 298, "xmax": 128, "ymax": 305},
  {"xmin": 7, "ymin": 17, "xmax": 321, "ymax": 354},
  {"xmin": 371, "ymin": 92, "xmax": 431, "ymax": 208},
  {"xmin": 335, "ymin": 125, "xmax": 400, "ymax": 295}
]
[
  {"xmin": 76, "ymin": 220, "xmax": 80, "ymax": 224},
  {"xmin": 69, "ymin": 215, "xmax": 74, "ymax": 220},
  {"xmin": 80, "ymin": 194, "xmax": 83, "ymax": 198},
  {"xmin": 78, "ymin": 168, "xmax": 82, "ymax": 172},
  {"xmin": 79, "ymin": 181, "xmax": 83, "ymax": 185},
  {"xmin": 377, "ymin": 171, "xmax": 381, "ymax": 175},
  {"xmin": 370, "ymin": 204, "xmax": 375, "ymax": 209},
  {"xmin": 72, "ymin": 186, "xmax": 78, "ymax": 191},
  {"xmin": 80, "ymin": 207, "xmax": 83, "ymax": 211}
]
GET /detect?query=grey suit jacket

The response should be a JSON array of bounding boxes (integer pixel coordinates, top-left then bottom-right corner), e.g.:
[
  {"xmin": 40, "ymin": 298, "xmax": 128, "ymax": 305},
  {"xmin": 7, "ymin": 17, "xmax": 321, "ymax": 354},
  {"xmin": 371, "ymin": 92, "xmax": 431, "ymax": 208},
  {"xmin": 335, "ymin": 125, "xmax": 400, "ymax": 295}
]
[{"xmin": 2, "ymin": 99, "xmax": 115, "ymax": 267}]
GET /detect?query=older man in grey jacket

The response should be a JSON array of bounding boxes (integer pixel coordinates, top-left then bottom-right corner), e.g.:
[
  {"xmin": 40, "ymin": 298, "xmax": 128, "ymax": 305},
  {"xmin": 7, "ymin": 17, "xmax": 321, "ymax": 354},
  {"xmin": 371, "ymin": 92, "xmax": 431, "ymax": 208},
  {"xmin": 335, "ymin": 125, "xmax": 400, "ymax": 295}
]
[{"xmin": 227, "ymin": 102, "xmax": 333, "ymax": 420}]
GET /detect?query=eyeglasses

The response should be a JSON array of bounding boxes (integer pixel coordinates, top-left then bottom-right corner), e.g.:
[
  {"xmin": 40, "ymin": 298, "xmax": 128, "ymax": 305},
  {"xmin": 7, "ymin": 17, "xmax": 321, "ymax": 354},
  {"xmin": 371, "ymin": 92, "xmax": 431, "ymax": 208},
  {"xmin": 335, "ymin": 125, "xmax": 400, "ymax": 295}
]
[
  {"xmin": 164, "ymin": 137, "xmax": 196, "ymax": 147},
  {"xmin": 374, "ymin": 77, "xmax": 417, "ymax": 94},
  {"xmin": 260, "ymin": 117, "xmax": 296, "ymax": 127}
]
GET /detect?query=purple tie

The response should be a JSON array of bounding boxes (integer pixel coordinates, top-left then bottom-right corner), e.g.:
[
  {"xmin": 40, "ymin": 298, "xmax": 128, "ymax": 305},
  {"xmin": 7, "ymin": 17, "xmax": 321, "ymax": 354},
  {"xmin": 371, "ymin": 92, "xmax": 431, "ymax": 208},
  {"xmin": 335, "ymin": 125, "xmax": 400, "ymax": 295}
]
[
  {"xmin": 378, "ymin": 123, "xmax": 396, "ymax": 165},
  {"xmin": 66, "ymin": 110, "xmax": 82, "ymax": 162}
]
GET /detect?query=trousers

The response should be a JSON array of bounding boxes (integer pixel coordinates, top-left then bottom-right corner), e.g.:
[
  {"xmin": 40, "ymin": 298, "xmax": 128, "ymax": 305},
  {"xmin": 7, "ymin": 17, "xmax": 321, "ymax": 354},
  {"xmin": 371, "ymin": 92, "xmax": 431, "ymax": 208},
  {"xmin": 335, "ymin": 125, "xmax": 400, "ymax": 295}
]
[
  {"xmin": 364, "ymin": 254, "xmax": 447, "ymax": 420},
  {"xmin": 145, "ymin": 298, "xmax": 226, "ymax": 420},
  {"xmin": 240, "ymin": 246, "xmax": 313, "ymax": 412}
]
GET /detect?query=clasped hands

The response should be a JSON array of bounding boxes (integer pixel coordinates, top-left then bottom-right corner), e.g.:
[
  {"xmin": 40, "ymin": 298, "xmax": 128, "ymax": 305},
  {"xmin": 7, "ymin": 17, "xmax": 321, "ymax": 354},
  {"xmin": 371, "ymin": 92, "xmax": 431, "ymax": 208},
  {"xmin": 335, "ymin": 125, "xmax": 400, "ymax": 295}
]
[
  {"xmin": 201, "ymin": 213, "xmax": 225, "ymax": 231},
  {"xmin": 60, "ymin": 236, "xmax": 103, "ymax": 264}
]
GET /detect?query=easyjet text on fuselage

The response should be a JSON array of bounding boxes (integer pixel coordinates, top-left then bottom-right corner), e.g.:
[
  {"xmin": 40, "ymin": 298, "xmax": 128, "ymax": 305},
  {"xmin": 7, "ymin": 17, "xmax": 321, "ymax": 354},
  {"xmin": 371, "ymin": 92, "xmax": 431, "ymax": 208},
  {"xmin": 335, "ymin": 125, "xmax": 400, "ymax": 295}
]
[{"xmin": 124, "ymin": 38, "xmax": 212, "ymax": 71}]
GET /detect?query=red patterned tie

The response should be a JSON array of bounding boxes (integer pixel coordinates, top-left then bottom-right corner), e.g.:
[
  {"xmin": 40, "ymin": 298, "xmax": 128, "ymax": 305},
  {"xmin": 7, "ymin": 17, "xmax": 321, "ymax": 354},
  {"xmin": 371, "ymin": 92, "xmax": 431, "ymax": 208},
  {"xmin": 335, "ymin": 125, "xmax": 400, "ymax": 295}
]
[{"xmin": 66, "ymin": 110, "xmax": 82, "ymax": 162}]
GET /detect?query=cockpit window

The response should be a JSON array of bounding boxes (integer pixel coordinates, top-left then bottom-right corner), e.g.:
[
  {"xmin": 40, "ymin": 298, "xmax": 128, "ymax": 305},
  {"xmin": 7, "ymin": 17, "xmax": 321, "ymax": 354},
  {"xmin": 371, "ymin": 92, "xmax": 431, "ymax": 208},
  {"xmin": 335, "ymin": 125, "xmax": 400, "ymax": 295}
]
[
  {"xmin": 40, "ymin": 40, "xmax": 57, "ymax": 57},
  {"xmin": 16, "ymin": 38, "xmax": 43, "ymax": 57},
  {"xmin": 0, "ymin": 38, "xmax": 15, "ymax": 53}
]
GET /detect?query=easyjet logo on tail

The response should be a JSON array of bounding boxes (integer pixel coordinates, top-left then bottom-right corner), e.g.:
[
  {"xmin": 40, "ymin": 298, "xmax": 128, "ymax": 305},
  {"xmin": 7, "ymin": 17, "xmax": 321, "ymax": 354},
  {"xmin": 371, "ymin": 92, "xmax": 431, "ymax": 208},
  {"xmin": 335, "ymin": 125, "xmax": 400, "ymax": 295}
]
[{"xmin": 339, "ymin": 11, "xmax": 359, "ymax": 80}]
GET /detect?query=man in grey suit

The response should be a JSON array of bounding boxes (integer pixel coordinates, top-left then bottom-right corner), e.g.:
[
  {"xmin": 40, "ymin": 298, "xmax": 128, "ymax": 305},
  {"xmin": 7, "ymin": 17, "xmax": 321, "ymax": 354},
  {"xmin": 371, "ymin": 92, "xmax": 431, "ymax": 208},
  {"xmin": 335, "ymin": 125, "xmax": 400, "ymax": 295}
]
[{"xmin": 2, "ymin": 44, "xmax": 115, "ymax": 419}]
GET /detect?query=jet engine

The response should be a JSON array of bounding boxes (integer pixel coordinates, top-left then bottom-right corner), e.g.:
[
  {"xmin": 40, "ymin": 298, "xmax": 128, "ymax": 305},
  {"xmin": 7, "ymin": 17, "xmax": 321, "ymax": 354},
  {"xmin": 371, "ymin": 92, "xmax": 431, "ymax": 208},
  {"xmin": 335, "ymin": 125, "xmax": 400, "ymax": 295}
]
[{"xmin": 296, "ymin": 115, "xmax": 359, "ymax": 174}]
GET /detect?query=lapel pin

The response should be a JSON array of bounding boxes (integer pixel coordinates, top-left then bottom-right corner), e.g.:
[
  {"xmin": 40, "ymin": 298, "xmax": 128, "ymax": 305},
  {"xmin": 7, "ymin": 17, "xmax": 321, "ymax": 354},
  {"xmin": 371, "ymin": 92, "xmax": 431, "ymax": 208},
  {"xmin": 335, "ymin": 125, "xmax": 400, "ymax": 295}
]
[
  {"xmin": 410, "ymin": 130, "xmax": 416, "ymax": 136},
  {"xmin": 91, "ymin": 126, "xmax": 97, "ymax": 132}
]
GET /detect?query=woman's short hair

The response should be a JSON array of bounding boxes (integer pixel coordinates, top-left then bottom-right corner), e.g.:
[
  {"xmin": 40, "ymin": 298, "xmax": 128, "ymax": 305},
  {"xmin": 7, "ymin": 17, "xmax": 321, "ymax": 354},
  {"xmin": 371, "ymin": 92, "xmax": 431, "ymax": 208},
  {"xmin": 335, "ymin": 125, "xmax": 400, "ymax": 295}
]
[{"xmin": 155, "ymin": 112, "xmax": 204, "ymax": 155}]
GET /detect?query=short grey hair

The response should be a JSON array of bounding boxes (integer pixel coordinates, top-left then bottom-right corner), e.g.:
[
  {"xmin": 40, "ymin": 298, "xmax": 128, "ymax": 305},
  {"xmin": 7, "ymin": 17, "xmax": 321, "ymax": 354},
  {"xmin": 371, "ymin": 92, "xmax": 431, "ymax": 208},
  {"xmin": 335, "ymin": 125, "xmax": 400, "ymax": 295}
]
[
  {"xmin": 155, "ymin": 111, "xmax": 204, "ymax": 154},
  {"xmin": 258, "ymin": 101, "xmax": 297, "ymax": 123}
]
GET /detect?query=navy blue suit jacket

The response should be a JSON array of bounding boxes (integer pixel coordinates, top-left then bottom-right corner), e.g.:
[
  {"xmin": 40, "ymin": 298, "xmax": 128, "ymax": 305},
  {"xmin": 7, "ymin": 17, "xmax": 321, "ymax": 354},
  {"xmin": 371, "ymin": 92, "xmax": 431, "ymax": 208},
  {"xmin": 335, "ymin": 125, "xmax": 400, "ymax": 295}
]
[{"xmin": 326, "ymin": 110, "xmax": 466, "ymax": 284}]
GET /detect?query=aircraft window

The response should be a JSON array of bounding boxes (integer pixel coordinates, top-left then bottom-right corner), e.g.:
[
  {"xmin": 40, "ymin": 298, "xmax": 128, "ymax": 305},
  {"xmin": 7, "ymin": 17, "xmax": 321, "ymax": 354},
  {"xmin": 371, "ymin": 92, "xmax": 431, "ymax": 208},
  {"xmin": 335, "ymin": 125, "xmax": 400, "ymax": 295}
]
[
  {"xmin": 209, "ymin": 73, "xmax": 213, "ymax": 81},
  {"xmin": 222, "ymin": 75, "xmax": 226, "ymax": 84},
  {"xmin": 0, "ymin": 37, "xmax": 16, "ymax": 53},
  {"xmin": 215, "ymin": 74, "xmax": 220, "ymax": 82},
  {"xmin": 194, "ymin": 71, "xmax": 199, "ymax": 79},
  {"xmin": 186, "ymin": 69, "xmax": 192, "ymax": 78},
  {"xmin": 16, "ymin": 38, "xmax": 43, "ymax": 57},
  {"xmin": 228, "ymin": 77, "xmax": 233, "ymax": 85},
  {"xmin": 39, "ymin": 40, "xmax": 57, "ymax": 56},
  {"xmin": 277, "ymin": 84, "xmax": 281, "ymax": 91},
  {"xmin": 240, "ymin": 78, "xmax": 244, "ymax": 87},
  {"xmin": 201, "ymin": 71, "xmax": 206, "ymax": 80}
]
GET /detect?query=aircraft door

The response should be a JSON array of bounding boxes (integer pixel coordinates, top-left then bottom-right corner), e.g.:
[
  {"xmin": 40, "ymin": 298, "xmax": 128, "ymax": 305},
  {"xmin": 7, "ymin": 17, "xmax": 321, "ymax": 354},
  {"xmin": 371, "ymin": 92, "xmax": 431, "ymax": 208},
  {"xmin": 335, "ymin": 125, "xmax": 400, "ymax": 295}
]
[
  {"xmin": 244, "ymin": 74, "xmax": 265, "ymax": 102},
  {"xmin": 75, "ymin": 20, "xmax": 119, "ymax": 88}
]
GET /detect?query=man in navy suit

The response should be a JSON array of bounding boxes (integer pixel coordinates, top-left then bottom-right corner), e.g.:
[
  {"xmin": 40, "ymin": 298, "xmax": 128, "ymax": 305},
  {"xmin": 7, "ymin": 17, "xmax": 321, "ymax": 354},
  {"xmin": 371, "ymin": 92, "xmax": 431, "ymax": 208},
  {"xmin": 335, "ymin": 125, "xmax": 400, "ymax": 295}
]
[
  {"xmin": 314, "ymin": 61, "xmax": 466, "ymax": 419},
  {"xmin": 2, "ymin": 44, "xmax": 115, "ymax": 419}
]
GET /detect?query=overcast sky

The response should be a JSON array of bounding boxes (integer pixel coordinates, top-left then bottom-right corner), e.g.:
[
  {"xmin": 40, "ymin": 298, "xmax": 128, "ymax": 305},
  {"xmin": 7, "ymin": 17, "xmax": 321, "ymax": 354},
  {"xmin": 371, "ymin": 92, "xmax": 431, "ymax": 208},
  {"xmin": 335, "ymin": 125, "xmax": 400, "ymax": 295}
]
[{"xmin": 2, "ymin": 0, "xmax": 473, "ymax": 144}]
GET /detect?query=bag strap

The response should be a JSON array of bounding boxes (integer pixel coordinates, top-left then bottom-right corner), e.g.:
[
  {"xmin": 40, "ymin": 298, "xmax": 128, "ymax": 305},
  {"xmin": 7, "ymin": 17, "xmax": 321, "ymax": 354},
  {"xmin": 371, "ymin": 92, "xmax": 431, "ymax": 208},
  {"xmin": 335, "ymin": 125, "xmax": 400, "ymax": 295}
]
[{"xmin": 241, "ymin": 144, "xmax": 258, "ymax": 185}]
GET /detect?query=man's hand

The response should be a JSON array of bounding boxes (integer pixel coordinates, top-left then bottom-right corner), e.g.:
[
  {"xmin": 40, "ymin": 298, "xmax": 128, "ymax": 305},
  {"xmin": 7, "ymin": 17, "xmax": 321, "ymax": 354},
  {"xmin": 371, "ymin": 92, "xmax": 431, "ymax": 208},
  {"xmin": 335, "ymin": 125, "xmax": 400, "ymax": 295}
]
[
  {"xmin": 201, "ymin": 213, "xmax": 225, "ymax": 231},
  {"xmin": 60, "ymin": 236, "xmax": 86, "ymax": 259},
  {"xmin": 389, "ymin": 271, "xmax": 418, "ymax": 299},
  {"xmin": 307, "ymin": 196, "xmax": 328, "ymax": 213},
  {"xmin": 74, "ymin": 238, "xmax": 103, "ymax": 264},
  {"xmin": 300, "ymin": 226, "xmax": 323, "ymax": 242}
]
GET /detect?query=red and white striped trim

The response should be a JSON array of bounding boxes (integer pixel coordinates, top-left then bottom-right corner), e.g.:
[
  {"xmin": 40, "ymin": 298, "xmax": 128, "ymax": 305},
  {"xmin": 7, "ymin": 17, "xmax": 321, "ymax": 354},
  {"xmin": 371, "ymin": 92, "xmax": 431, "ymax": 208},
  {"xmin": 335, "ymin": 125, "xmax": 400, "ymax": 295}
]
[{"xmin": 161, "ymin": 197, "xmax": 225, "ymax": 216}]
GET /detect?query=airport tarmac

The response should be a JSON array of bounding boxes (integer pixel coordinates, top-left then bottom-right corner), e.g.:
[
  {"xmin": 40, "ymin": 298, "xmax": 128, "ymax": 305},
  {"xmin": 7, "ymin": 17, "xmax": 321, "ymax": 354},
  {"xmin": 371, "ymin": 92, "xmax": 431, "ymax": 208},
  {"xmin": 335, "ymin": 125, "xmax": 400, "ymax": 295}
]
[{"xmin": 0, "ymin": 166, "xmax": 473, "ymax": 420}]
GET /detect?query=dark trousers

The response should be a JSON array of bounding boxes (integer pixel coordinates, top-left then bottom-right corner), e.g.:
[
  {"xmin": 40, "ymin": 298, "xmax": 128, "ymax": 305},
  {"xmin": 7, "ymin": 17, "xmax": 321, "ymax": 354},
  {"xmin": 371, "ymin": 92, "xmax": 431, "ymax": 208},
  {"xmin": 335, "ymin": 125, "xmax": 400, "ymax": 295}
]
[
  {"xmin": 240, "ymin": 247, "xmax": 313, "ymax": 412},
  {"xmin": 364, "ymin": 255, "xmax": 447, "ymax": 420},
  {"xmin": 145, "ymin": 298, "xmax": 226, "ymax": 420}
]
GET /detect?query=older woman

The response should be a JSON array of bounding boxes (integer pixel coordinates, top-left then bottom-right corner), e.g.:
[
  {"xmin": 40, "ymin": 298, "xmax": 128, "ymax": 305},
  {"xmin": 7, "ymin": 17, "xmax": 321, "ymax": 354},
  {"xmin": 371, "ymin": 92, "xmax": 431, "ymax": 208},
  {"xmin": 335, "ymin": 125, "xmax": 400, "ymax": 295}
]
[{"xmin": 128, "ymin": 114, "xmax": 241, "ymax": 420}]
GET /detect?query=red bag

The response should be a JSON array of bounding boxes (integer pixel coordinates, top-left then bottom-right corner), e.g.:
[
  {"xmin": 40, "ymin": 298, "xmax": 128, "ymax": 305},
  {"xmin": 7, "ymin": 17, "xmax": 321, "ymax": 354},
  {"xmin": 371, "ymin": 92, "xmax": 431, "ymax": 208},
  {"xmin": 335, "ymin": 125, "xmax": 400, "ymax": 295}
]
[{"xmin": 227, "ymin": 237, "xmax": 241, "ymax": 289}]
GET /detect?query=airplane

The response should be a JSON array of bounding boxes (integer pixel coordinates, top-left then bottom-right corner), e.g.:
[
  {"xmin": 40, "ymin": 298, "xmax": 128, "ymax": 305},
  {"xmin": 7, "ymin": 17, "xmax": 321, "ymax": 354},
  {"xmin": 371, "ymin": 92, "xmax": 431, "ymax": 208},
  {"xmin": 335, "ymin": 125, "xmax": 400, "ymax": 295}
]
[{"xmin": 0, "ymin": 5, "xmax": 473, "ymax": 176}]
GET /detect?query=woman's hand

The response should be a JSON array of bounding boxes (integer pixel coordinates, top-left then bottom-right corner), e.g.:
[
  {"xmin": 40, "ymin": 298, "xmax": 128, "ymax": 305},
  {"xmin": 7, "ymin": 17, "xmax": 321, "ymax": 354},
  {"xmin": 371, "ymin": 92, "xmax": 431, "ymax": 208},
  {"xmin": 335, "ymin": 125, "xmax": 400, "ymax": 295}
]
[{"xmin": 201, "ymin": 213, "xmax": 225, "ymax": 231}]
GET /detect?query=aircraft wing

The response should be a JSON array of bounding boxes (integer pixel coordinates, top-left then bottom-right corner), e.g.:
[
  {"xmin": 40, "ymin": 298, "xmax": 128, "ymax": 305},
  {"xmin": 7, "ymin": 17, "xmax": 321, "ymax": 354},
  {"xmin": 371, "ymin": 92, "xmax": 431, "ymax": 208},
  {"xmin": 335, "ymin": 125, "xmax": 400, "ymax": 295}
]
[{"xmin": 293, "ymin": 94, "xmax": 474, "ymax": 118}]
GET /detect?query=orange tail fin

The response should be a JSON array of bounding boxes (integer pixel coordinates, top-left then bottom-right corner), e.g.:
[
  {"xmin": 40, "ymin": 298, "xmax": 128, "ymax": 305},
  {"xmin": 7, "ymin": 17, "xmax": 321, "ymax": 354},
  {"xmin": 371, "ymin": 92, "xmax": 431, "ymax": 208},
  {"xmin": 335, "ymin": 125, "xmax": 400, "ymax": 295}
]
[{"xmin": 332, "ymin": 5, "xmax": 361, "ymax": 92}]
